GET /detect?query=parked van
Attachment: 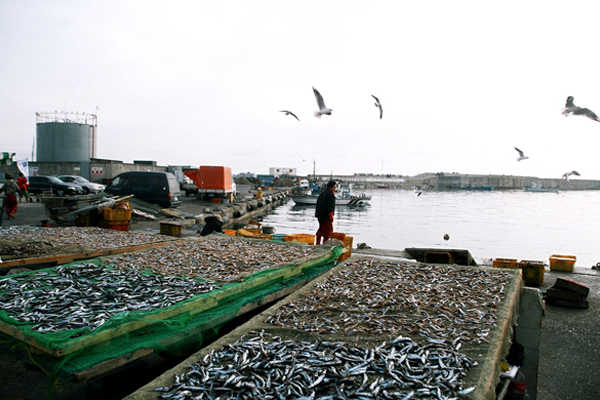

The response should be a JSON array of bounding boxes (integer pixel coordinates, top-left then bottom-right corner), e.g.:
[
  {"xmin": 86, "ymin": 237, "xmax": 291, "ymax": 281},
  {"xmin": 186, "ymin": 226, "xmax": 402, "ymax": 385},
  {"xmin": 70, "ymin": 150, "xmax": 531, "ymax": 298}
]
[{"xmin": 105, "ymin": 171, "xmax": 182, "ymax": 208}]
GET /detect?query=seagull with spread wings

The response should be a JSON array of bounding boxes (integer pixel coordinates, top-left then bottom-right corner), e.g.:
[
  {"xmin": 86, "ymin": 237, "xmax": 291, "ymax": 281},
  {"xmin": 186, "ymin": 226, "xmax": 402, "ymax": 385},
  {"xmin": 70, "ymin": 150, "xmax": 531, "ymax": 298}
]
[
  {"xmin": 562, "ymin": 96, "xmax": 600, "ymax": 122},
  {"xmin": 562, "ymin": 170, "xmax": 581, "ymax": 182},
  {"xmin": 514, "ymin": 147, "xmax": 529, "ymax": 162},
  {"xmin": 371, "ymin": 94, "xmax": 383, "ymax": 119},
  {"xmin": 280, "ymin": 110, "xmax": 300, "ymax": 121},
  {"xmin": 312, "ymin": 87, "xmax": 332, "ymax": 118}
]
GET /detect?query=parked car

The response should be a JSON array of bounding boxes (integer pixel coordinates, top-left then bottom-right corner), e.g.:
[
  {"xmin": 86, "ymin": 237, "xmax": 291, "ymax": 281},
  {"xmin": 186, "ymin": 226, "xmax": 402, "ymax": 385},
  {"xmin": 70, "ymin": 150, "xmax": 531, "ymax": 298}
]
[
  {"xmin": 57, "ymin": 175, "xmax": 105, "ymax": 194},
  {"xmin": 104, "ymin": 171, "xmax": 182, "ymax": 208},
  {"xmin": 29, "ymin": 175, "xmax": 85, "ymax": 197}
]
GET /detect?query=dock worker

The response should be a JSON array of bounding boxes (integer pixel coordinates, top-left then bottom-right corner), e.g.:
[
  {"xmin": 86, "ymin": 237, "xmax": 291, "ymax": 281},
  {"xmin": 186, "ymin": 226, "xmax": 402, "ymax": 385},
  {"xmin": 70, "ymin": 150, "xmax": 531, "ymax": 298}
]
[
  {"xmin": 17, "ymin": 172, "xmax": 31, "ymax": 203},
  {"xmin": 315, "ymin": 180, "xmax": 337, "ymax": 245},
  {"xmin": 199, "ymin": 214, "xmax": 224, "ymax": 236},
  {"xmin": 0, "ymin": 173, "xmax": 20, "ymax": 219}
]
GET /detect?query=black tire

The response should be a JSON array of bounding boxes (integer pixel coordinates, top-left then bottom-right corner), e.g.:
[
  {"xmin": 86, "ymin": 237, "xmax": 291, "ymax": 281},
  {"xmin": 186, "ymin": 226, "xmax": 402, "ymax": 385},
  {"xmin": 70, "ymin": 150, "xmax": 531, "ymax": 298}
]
[
  {"xmin": 56, "ymin": 188, "xmax": 66, "ymax": 197},
  {"xmin": 82, "ymin": 187, "xmax": 90, "ymax": 194}
]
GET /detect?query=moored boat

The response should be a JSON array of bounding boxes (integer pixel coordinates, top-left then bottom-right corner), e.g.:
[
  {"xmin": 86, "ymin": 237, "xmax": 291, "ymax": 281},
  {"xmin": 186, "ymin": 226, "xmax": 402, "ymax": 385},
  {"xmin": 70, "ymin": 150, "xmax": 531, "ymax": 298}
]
[
  {"xmin": 291, "ymin": 193, "xmax": 371, "ymax": 206},
  {"xmin": 525, "ymin": 183, "xmax": 559, "ymax": 193}
]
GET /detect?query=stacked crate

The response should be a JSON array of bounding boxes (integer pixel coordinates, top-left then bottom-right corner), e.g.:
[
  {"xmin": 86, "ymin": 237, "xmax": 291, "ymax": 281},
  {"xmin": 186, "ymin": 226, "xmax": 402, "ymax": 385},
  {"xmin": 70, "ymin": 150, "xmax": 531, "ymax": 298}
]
[
  {"xmin": 331, "ymin": 232, "xmax": 353, "ymax": 261},
  {"xmin": 102, "ymin": 201, "xmax": 131, "ymax": 231}
]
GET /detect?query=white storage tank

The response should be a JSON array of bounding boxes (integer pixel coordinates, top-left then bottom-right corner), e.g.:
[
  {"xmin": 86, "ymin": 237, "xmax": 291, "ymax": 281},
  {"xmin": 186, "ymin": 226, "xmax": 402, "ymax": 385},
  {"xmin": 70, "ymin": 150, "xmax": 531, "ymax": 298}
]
[{"xmin": 35, "ymin": 111, "xmax": 97, "ymax": 162}]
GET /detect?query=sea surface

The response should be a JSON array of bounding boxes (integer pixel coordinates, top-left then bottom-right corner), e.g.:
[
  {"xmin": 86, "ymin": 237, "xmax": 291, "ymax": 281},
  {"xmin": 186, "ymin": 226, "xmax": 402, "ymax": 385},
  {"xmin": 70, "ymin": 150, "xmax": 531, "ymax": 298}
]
[{"xmin": 257, "ymin": 188, "xmax": 600, "ymax": 268}]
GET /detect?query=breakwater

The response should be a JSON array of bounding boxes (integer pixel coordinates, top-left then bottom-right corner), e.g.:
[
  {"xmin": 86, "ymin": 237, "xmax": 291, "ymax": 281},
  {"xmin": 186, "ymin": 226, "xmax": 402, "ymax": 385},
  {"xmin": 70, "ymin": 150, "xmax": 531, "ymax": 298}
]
[{"xmin": 310, "ymin": 173, "xmax": 600, "ymax": 190}]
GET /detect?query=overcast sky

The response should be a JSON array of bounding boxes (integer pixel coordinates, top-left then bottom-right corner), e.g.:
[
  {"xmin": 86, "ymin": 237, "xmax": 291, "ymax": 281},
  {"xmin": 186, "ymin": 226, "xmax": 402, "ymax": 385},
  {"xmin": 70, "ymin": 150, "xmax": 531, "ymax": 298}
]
[{"xmin": 2, "ymin": 1, "xmax": 600, "ymax": 179}]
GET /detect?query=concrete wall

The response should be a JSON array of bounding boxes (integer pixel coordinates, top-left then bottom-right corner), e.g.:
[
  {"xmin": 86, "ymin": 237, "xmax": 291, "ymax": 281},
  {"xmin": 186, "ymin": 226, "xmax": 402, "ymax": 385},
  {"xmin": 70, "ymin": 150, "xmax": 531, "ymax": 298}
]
[{"xmin": 0, "ymin": 159, "xmax": 167, "ymax": 184}]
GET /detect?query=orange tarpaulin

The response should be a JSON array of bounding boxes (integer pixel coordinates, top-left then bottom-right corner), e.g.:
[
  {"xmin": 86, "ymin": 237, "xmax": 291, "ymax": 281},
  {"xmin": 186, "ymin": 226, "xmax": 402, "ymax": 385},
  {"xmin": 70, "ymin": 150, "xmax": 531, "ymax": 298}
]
[{"xmin": 184, "ymin": 166, "xmax": 232, "ymax": 191}]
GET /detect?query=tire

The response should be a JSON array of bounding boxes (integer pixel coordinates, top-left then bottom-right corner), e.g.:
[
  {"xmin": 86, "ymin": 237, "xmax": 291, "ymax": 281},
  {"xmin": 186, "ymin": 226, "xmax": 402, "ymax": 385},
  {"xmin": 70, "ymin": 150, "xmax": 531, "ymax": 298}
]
[
  {"xmin": 56, "ymin": 188, "xmax": 66, "ymax": 197},
  {"xmin": 82, "ymin": 187, "xmax": 90, "ymax": 194}
]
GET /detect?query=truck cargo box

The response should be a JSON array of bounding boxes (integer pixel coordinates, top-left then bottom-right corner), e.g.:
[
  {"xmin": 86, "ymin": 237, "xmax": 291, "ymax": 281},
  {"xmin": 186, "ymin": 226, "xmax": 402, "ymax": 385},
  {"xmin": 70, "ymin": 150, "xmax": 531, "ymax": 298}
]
[{"xmin": 184, "ymin": 166, "xmax": 232, "ymax": 193}]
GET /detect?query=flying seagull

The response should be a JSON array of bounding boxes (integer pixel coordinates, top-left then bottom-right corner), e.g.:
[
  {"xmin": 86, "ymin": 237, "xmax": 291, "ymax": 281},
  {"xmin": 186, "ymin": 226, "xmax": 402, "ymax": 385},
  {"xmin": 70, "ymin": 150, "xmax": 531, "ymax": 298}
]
[
  {"xmin": 371, "ymin": 94, "xmax": 383, "ymax": 119},
  {"xmin": 280, "ymin": 110, "xmax": 300, "ymax": 121},
  {"xmin": 312, "ymin": 87, "xmax": 332, "ymax": 118},
  {"xmin": 562, "ymin": 170, "xmax": 581, "ymax": 181},
  {"xmin": 514, "ymin": 147, "xmax": 529, "ymax": 162},
  {"xmin": 414, "ymin": 185, "xmax": 423, "ymax": 197},
  {"xmin": 562, "ymin": 96, "xmax": 600, "ymax": 122}
]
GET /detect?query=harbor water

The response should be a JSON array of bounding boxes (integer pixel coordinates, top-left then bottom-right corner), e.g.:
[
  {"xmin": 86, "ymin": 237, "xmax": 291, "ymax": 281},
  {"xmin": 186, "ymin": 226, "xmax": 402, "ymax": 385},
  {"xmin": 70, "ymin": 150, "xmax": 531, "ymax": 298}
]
[{"xmin": 260, "ymin": 189, "xmax": 600, "ymax": 268}]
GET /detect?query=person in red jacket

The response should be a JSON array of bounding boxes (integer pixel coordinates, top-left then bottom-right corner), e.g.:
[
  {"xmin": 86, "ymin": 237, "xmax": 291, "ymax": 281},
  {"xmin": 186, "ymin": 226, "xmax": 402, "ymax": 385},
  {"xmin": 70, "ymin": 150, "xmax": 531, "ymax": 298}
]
[
  {"xmin": 315, "ymin": 180, "xmax": 337, "ymax": 245},
  {"xmin": 17, "ymin": 172, "xmax": 31, "ymax": 203}
]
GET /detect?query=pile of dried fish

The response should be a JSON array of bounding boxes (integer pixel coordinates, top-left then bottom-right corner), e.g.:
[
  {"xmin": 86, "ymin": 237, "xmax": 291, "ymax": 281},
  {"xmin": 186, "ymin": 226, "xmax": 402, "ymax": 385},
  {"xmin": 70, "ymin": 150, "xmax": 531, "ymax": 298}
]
[
  {"xmin": 266, "ymin": 259, "xmax": 514, "ymax": 346},
  {"xmin": 109, "ymin": 236, "xmax": 324, "ymax": 283},
  {"xmin": 0, "ymin": 241, "xmax": 48, "ymax": 256},
  {"xmin": 153, "ymin": 331, "xmax": 476, "ymax": 399},
  {"xmin": 0, "ymin": 226, "xmax": 174, "ymax": 256},
  {"xmin": 0, "ymin": 263, "xmax": 219, "ymax": 335}
]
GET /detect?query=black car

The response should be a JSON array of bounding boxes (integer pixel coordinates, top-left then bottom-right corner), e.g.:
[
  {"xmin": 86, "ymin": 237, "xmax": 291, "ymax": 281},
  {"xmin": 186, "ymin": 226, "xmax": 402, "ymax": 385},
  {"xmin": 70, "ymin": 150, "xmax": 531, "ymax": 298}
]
[
  {"xmin": 29, "ymin": 175, "xmax": 85, "ymax": 197},
  {"xmin": 105, "ymin": 171, "xmax": 182, "ymax": 207}
]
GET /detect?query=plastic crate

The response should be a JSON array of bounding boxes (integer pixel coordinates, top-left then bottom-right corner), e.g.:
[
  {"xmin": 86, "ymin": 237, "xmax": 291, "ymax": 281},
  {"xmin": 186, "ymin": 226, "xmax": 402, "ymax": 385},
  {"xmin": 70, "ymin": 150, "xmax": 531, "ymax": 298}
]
[
  {"xmin": 284, "ymin": 234, "xmax": 315, "ymax": 245},
  {"xmin": 102, "ymin": 204, "xmax": 132, "ymax": 224},
  {"xmin": 338, "ymin": 235, "xmax": 354, "ymax": 261},
  {"xmin": 103, "ymin": 222, "xmax": 129, "ymax": 231},
  {"xmin": 237, "ymin": 229, "xmax": 272, "ymax": 240},
  {"xmin": 519, "ymin": 260, "xmax": 545, "ymax": 286},
  {"xmin": 493, "ymin": 258, "xmax": 518, "ymax": 269},
  {"xmin": 331, "ymin": 232, "xmax": 346, "ymax": 242},
  {"xmin": 550, "ymin": 254, "xmax": 576, "ymax": 272},
  {"xmin": 223, "ymin": 229, "xmax": 237, "ymax": 236}
]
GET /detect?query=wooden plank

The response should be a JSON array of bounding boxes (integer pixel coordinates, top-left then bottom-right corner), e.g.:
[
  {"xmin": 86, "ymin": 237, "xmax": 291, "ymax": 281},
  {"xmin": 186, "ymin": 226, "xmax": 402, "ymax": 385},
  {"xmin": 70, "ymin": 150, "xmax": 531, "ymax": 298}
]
[{"xmin": 72, "ymin": 348, "xmax": 155, "ymax": 382}]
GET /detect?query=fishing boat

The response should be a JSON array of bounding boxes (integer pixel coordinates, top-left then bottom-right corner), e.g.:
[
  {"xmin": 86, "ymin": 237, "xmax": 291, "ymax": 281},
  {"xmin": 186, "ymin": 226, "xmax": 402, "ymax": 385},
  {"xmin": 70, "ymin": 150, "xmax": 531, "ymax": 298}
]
[
  {"xmin": 525, "ymin": 183, "xmax": 559, "ymax": 193},
  {"xmin": 460, "ymin": 185, "xmax": 494, "ymax": 191},
  {"xmin": 291, "ymin": 192, "xmax": 371, "ymax": 206}
]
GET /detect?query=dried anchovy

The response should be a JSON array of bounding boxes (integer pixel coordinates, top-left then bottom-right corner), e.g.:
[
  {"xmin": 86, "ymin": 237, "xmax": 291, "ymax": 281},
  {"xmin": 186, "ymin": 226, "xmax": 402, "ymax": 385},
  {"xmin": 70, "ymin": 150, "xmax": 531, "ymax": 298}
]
[
  {"xmin": 0, "ymin": 226, "xmax": 174, "ymax": 255},
  {"xmin": 152, "ymin": 331, "xmax": 476, "ymax": 399},
  {"xmin": 108, "ymin": 235, "xmax": 324, "ymax": 283},
  {"xmin": 266, "ymin": 259, "xmax": 513, "ymax": 346},
  {"xmin": 0, "ymin": 263, "xmax": 219, "ymax": 336},
  {"xmin": 0, "ymin": 242, "xmax": 48, "ymax": 256}
]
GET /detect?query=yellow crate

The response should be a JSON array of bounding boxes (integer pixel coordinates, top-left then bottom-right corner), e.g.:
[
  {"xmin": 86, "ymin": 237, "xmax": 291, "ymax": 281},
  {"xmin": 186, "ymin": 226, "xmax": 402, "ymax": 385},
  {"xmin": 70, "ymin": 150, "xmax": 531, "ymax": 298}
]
[
  {"xmin": 103, "ymin": 222, "xmax": 129, "ymax": 231},
  {"xmin": 102, "ymin": 205, "xmax": 131, "ymax": 223},
  {"xmin": 284, "ymin": 234, "xmax": 315, "ymax": 245},
  {"xmin": 550, "ymin": 254, "xmax": 576, "ymax": 272},
  {"xmin": 519, "ymin": 260, "xmax": 545, "ymax": 286},
  {"xmin": 237, "ymin": 229, "xmax": 272, "ymax": 240},
  {"xmin": 331, "ymin": 232, "xmax": 346, "ymax": 242},
  {"xmin": 493, "ymin": 258, "xmax": 518, "ymax": 269}
]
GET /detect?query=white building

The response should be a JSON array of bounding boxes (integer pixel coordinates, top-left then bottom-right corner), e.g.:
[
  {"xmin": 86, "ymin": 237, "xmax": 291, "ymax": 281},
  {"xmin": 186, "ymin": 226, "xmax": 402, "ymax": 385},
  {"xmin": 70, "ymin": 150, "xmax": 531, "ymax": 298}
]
[{"xmin": 269, "ymin": 167, "xmax": 297, "ymax": 177}]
